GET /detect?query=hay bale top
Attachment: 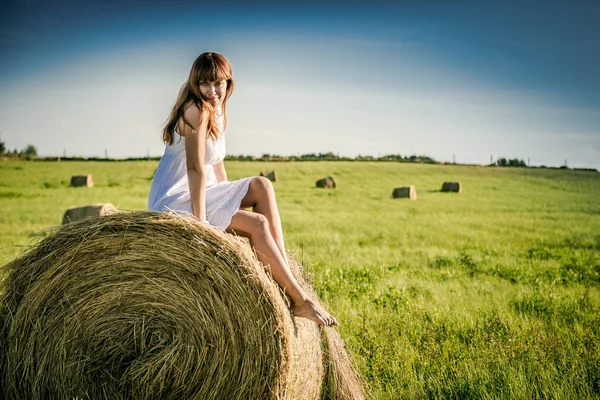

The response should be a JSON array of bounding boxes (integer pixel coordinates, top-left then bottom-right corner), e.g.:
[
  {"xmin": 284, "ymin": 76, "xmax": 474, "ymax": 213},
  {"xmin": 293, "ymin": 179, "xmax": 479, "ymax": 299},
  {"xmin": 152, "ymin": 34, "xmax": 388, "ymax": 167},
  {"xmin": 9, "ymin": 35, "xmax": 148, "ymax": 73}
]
[
  {"xmin": 70, "ymin": 174, "xmax": 93, "ymax": 187},
  {"xmin": 392, "ymin": 186, "xmax": 417, "ymax": 200},
  {"xmin": 259, "ymin": 170, "xmax": 277, "ymax": 182},
  {"xmin": 316, "ymin": 176, "xmax": 336, "ymax": 189},
  {"xmin": 0, "ymin": 211, "xmax": 365, "ymax": 400},
  {"xmin": 441, "ymin": 181, "xmax": 462, "ymax": 193}
]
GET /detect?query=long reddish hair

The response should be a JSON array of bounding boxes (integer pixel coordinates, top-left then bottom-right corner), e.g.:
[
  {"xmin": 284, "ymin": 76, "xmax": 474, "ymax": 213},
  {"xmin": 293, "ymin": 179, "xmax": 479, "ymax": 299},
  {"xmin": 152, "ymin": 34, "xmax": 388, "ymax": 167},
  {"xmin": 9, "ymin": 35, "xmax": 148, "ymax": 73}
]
[{"xmin": 163, "ymin": 52, "xmax": 235, "ymax": 144}]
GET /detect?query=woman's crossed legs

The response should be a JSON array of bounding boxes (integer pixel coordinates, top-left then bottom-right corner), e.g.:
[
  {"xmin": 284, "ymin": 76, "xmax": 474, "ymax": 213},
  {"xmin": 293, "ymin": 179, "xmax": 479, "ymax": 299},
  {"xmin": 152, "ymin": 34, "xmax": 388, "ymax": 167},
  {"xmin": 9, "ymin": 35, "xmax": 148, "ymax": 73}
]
[{"xmin": 226, "ymin": 177, "xmax": 338, "ymax": 327}]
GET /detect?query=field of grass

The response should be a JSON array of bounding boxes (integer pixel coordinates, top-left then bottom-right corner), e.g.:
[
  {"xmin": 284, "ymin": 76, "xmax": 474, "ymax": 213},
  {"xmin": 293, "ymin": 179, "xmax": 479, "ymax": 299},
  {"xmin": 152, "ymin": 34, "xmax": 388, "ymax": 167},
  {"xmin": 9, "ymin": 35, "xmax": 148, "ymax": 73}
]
[{"xmin": 1, "ymin": 159, "xmax": 599, "ymax": 399}]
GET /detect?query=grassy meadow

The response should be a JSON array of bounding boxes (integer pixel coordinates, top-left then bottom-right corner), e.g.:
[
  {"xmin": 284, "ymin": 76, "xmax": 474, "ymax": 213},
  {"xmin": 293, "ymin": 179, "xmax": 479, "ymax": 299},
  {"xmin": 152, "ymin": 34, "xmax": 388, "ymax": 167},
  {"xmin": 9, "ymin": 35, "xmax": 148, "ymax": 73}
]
[{"xmin": 1, "ymin": 159, "xmax": 599, "ymax": 399}]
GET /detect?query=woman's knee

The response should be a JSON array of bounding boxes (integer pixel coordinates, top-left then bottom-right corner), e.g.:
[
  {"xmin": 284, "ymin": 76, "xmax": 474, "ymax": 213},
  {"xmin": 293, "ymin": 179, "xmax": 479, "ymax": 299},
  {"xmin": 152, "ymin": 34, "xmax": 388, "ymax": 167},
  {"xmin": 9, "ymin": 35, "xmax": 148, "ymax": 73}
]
[
  {"xmin": 251, "ymin": 176, "xmax": 275, "ymax": 196},
  {"xmin": 247, "ymin": 212, "xmax": 270, "ymax": 234},
  {"xmin": 228, "ymin": 210, "xmax": 270, "ymax": 236}
]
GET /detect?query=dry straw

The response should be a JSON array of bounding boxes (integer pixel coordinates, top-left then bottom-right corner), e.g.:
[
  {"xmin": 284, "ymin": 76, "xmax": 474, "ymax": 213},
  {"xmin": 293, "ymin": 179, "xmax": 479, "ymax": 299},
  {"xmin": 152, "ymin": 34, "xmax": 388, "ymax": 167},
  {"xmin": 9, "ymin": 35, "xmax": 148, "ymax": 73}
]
[
  {"xmin": 0, "ymin": 211, "xmax": 365, "ymax": 399},
  {"xmin": 70, "ymin": 174, "xmax": 94, "ymax": 187},
  {"xmin": 259, "ymin": 170, "xmax": 278, "ymax": 182},
  {"xmin": 441, "ymin": 181, "xmax": 461, "ymax": 193},
  {"xmin": 392, "ymin": 186, "xmax": 417, "ymax": 200},
  {"xmin": 316, "ymin": 177, "xmax": 336, "ymax": 189}
]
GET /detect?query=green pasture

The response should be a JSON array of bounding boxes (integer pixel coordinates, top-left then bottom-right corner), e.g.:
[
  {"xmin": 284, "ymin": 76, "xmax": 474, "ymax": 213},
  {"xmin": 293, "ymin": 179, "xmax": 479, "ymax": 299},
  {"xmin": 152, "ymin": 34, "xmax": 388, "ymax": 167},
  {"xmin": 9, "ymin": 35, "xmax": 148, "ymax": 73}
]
[{"xmin": 1, "ymin": 160, "xmax": 599, "ymax": 399}]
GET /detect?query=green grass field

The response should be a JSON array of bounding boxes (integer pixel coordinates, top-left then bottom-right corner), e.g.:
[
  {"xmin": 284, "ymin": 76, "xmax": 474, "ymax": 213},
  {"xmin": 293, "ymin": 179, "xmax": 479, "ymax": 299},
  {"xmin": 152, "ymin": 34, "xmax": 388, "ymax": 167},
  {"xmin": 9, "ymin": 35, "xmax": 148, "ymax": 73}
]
[{"xmin": 1, "ymin": 160, "xmax": 599, "ymax": 399}]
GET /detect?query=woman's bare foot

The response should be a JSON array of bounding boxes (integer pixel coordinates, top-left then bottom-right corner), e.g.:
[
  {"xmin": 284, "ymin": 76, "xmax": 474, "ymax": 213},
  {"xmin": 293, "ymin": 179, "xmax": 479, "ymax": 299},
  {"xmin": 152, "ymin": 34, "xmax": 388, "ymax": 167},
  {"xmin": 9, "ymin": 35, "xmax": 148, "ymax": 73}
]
[{"xmin": 291, "ymin": 298, "xmax": 339, "ymax": 327}]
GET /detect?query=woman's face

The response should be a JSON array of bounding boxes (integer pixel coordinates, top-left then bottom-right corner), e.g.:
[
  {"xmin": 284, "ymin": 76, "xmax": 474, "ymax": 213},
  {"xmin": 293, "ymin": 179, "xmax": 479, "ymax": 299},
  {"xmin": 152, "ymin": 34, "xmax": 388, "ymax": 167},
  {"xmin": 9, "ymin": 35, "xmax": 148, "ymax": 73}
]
[{"xmin": 199, "ymin": 80, "xmax": 227, "ymax": 106}]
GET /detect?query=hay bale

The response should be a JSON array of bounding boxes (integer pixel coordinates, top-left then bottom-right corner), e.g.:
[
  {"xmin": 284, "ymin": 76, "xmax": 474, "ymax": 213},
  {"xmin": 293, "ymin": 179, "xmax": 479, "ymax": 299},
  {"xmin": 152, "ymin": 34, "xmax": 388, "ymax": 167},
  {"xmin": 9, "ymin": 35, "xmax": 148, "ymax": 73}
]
[
  {"xmin": 441, "ymin": 181, "xmax": 461, "ymax": 193},
  {"xmin": 259, "ymin": 170, "xmax": 277, "ymax": 182},
  {"xmin": 0, "ymin": 211, "xmax": 365, "ymax": 400},
  {"xmin": 316, "ymin": 176, "xmax": 336, "ymax": 189},
  {"xmin": 392, "ymin": 186, "xmax": 417, "ymax": 200},
  {"xmin": 62, "ymin": 203, "xmax": 118, "ymax": 224},
  {"xmin": 70, "ymin": 175, "xmax": 93, "ymax": 187}
]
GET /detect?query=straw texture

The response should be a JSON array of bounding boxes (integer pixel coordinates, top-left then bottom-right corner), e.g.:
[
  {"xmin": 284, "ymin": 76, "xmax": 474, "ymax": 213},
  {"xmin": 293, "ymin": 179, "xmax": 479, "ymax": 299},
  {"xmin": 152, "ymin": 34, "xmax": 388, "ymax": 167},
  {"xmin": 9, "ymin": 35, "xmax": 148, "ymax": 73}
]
[
  {"xmin": 316, "ymin": 176, "xmax": 336, "ymax": 189},
  {"xmin": 0, "ymin": 211, "xmax": 365, "ymax": 399},
  {"xmin": 441, "ymin": 181, "xmax": 462, "ymax": 193},
  {"xmin": 392, "ymin": 186, "xmax": 417, "ymax": 200},
  {"xmin": 70, "ymin": 174, "xmax": 93, "ymax": 187}
]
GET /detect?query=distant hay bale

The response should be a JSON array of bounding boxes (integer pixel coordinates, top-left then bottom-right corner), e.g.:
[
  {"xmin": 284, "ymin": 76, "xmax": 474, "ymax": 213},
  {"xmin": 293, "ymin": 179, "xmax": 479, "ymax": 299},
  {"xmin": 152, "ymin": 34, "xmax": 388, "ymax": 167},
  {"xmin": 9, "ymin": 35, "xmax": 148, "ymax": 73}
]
[
  {"xmin": 70, "ymin": 174, "xmax": 93, "ymax": 187},
  {"xmin": 441, "ymin": 181, "xmax": 461, "ymax": 193},
  {"xmin": 316, "ymin": 176, "xmax": 336, "ymax": 189},
  {"xmin": 392, "ymin": 186, "xmax": 417, "ymax": 200},
  {"xmin": 62, "ymin": 203, "xmax": 118, "ymax": 224},
  {"xmin": 0, "ymin": 211, "xmax": 365, "ymax": 400},
  {"xmin": 260, "ymin": 170, "xmax": 278, "ymax": 182}
]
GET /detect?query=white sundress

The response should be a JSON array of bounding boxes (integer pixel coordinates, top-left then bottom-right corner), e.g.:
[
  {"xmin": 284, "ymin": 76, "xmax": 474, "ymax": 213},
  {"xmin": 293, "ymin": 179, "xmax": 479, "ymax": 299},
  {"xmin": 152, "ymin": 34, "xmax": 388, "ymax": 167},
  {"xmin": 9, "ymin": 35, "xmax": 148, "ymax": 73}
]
[{"xmin": 148, "ymin": 118, "xmax": 253, "ymax": 230}]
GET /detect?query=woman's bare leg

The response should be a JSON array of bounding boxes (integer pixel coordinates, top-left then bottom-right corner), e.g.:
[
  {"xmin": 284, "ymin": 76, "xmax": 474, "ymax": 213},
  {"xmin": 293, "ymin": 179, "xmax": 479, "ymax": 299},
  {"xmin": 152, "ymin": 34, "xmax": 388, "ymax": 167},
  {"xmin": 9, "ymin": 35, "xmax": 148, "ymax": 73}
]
[
  {"xmin": 226, "ymin": 209, "xmax": 338, "ymax": 327},
  {"xmin": 240, "ymin": 177, "xmax": 288, "ymax": 263}
]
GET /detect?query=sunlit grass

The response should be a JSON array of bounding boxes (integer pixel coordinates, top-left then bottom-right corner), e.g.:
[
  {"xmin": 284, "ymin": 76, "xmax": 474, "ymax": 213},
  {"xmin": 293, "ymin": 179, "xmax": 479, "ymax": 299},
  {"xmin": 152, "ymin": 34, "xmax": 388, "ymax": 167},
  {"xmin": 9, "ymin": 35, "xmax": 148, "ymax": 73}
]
[{"xmin": 1, "ymin": 160, "xmax": 599, "ymax": 398}]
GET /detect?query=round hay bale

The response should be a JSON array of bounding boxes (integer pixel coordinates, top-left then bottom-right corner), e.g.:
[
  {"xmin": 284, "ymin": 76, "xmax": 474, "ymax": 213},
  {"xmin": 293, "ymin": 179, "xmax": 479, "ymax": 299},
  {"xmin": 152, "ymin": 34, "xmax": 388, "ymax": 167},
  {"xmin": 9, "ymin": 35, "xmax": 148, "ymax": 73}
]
[
  {"xmin": 441, "ymin": 181, "xmax": 461, "ymax": 193},
  {"xmin": 0, "ymin": 212, "xmax": 365, "ymax": 399},
  {"xmin": 70, "ymin": 174, "xmax": 94, "ymax": 187},
  {"xmin": 259, "ymin": 170, "xmax": 278, "ymax": 182},
  {"xmin": 316, "ymin": 176, "xmax": 336, "ymax": 189},
  {"xmin": 392, "ymin": 186, "xmax": 417, "ymax": 200},
  {"xmin": 62, "ymin": 203, "xmax": 118, "ymax": 224}
]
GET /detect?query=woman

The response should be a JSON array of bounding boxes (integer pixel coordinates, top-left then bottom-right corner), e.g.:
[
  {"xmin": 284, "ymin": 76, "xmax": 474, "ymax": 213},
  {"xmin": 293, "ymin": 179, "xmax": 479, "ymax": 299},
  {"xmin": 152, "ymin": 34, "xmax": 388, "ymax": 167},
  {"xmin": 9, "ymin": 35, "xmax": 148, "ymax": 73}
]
[{"xmin": 148, "ymin": 52, "xmax": 338, "ymax": 327}]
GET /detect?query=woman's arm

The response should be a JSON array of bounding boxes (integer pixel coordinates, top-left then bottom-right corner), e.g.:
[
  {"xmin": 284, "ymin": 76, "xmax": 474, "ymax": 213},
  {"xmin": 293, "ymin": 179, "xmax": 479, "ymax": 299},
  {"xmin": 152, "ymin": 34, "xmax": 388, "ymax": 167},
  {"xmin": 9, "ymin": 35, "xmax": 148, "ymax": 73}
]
[
  {"xmin": 213, "ymin": 161, "xmax": 228, "ymax": 182},
  {"xmin": 181, "ymin": 105, "xmax": 210, "ymax": 221}
]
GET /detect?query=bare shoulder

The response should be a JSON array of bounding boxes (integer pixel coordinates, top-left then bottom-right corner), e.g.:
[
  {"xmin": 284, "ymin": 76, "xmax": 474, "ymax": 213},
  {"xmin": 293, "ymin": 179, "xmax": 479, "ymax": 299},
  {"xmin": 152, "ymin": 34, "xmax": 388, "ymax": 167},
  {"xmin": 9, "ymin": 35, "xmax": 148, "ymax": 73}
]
[
  {"xmin": 183, "ymin": 102, "xmax": 201, "ymax": 124},
  {"xmin": 178, "ymin": 102, "xmax": 202, "ymax": 137}
]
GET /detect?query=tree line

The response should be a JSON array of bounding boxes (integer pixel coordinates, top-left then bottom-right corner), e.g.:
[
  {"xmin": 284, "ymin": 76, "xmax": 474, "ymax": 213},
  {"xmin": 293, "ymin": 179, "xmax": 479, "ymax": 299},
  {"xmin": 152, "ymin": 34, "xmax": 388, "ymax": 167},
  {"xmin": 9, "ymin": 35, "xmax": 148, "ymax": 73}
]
[
  {"xmin": 0, "ymin": 139, "xmax": 595, "ymax": 171},
  {"xmin": 226, "ymin": 152, "xmax": 438, "ymax": 163},
  {"xmin": 0, "ymin": 139, "xmax": 38, "ymax": 158}
]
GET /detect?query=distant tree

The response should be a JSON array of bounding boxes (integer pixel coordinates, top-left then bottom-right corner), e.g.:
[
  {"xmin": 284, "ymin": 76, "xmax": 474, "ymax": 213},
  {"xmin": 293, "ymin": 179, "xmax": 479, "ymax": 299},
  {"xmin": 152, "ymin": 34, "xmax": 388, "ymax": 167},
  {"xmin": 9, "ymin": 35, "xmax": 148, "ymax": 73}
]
[
  {"xmin": 496, "ymin": 157, "xmax": 526, "ymax": 167},
  {"xmin": 0, "ymin": 140, "xmax": 5, "ymax": 154},
  {"xmin": 508, "ymin": 158, "xmax": 527, "ymax": 167},
  {"xmin": 21, "ymin": 144, "xmax": 38, "ymax": 157}
]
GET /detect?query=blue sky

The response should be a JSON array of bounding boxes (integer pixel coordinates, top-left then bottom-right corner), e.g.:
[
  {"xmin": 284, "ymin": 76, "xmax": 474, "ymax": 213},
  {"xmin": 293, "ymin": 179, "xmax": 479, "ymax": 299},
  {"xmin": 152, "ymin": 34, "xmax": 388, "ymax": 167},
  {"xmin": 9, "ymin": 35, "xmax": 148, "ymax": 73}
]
[{"xmin": 1, "ymin": 0, "xmax": 599, "ymax": 168}]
